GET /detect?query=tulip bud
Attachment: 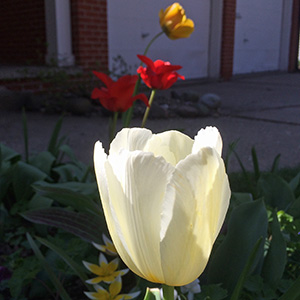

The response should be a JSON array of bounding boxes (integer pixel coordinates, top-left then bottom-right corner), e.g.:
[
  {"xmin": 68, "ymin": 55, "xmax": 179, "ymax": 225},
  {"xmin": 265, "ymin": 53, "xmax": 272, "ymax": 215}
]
[
  {"xmin": 94, "ymin": 127, "xmax": 230, "ymax": 286},
  {"xmin": 159, "ymin": 3, "xmax": 194, "ymax": 40}
]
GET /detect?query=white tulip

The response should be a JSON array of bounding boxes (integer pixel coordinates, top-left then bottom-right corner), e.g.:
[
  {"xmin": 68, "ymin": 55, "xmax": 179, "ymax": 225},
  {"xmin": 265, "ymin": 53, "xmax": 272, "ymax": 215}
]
[{"xmin": 94, "ymin": 127, "xmax": 230, "ymax": 286}]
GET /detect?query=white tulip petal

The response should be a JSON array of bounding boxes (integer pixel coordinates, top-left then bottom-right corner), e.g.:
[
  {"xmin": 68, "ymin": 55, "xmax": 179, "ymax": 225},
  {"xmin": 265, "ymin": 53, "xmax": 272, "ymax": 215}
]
[
  {"xmin": 116, "ymin": 151, "xmax": 174, "ymax": 283},
  {"xmin": 109, "ymin": 128, "xmax": 152, "ymax": 155},
  {"xmin": 94, "ymin": 142, "xmax": 141, "ymax": 277},
  {"xmin": 160, "ymin": 147, "xmax": 230, "ymax": 285},
  {"xmin": 192, "ymin": 126, "xmax": 223, "ymax": 156},
  {"xmin": 144, "ymin": 130, "xmax": 194, "ymax": 166}
]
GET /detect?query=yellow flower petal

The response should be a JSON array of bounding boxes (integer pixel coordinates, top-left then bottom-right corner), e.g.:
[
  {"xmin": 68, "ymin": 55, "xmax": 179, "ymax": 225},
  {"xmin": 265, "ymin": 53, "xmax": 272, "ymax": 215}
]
[
  {"xmin": 159, "ymin": 2, "xmax": 194, "ymax": 39},
  {"xmin": 109, "ymin": 277, "xmax": 122, "ymax": 297},
  {"xmin": 83, "ymin": 261, "xmax": 103, "ymax": 276}
]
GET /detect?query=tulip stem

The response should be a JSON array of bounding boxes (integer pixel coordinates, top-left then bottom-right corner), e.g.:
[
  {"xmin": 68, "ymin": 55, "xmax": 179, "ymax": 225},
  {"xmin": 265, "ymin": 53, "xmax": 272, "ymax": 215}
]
[
  {"xmin": 109, "ymin": 112, "xmax": 119, "ymax": 143},
  {"xmin": 123, "ymin": 31, "xmax": 163, "ymax": 128},
  {"xmin": 143, "ymin": 31, "xmax": 164, "ymax": 56},
  {"xmin": 162, "ymin": 285, "xmax": 174, "ymax": 300},
  {"xmin": 141, "ymin": 89, "xmax": 156, "ymax": 128}
]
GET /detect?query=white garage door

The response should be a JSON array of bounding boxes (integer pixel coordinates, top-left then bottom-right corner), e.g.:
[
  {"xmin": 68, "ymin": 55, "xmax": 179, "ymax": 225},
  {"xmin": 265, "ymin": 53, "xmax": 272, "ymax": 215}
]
[
  {"xmin": 233, "ymin": 0, "xmax": 283, "ymax": 74},
  {"xmin": 107, "ymin": 1, "xmax": 210, "ymax": 79}
]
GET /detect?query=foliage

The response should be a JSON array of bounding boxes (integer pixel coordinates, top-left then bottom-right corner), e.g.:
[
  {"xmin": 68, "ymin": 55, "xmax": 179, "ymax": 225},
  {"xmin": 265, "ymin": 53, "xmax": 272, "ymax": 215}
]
[
  {"xmin": 0, "ymin": 114, "xmax": 104, "ymax": 299},
  {"xmin": 1, "ymin": 117, "xmax": 300, "ymax": 300},
  {"xmin": 204, "ymin": 146, "xmax": 300, "ymax": 300}
]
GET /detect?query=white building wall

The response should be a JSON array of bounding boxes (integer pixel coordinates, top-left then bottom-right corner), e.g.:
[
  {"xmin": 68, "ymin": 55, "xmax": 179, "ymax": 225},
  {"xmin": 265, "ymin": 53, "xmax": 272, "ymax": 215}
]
[
  {"xmin": 107, "ymin": 1, "xmax": 210, "ymax": 79},
  {"xmin": 233, "ymin": 0, "xmax": 283, "ymax": 74}
]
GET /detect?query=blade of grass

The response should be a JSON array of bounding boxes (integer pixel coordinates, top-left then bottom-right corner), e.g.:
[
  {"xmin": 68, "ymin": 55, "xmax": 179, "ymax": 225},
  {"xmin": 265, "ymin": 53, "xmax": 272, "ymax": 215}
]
[
  {"xmin": 271, "ymin": 154, "xmax": 281, "ymax": 173},
  {"xmin": 47, "ymin": 115, "xmax": 64, "ymax": 156},
  {"xmin": 26, "ymin": 232, "xmax": 72, "ymax": 300},
  {"xmin": 22, "ymin": 108, "xmax": 29, "ymax": 163},
  {"xmin": 36, "ymin": 236, "xmax": 93, "ymax": 291},
  {"xmin": 251, "ymin": 147, "xmax": 260, "ymax": 181},
  {"xmin": 224, "ymin": 140, "xmax": 239, "ymax": 172},
  {"xmin": 230, "ymin": 237, "xmax": 263, "ymax": 300}
]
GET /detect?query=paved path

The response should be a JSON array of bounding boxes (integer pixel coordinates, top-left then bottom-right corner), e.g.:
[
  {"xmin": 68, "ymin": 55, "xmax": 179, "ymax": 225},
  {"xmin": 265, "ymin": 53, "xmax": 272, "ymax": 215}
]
[{"xmin": 1, "ymin": 72, "xmax": 300, "ymax": 172}]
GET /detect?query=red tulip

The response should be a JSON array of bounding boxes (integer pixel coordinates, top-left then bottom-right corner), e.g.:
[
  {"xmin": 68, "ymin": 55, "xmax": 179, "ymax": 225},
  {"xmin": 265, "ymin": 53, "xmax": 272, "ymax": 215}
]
[
  {"xmin": 137, "ymin": 55, "xmax": 185, "ymax": 90},
  {"xmin": 91, "ymin": 72, "xmax": 149, "ymax": 112}
]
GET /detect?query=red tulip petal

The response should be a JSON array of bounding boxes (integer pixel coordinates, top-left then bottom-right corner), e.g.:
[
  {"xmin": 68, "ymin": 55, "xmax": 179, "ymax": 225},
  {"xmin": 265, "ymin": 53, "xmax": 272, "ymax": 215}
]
[
  {"xmin": 111, "ymin": 75, "xmax": 137, "ymax": 99},
  {"xmin": 91, "ymin": 88, "xmax": 109, "ymax": 100},
  {"xmin": 132, "ymin": 93, "xmax": 149, "ymax": 107},
  {"xmin": 92, "ymin": 71, "xmax": 114, "ymax": 88},
  {"xmin": 137, "ymin": 55, "xmax": 156, "ymax": 71},
  {"xmin": 156, "ymin": 64, "xmax": 183, "ymax": 74}
]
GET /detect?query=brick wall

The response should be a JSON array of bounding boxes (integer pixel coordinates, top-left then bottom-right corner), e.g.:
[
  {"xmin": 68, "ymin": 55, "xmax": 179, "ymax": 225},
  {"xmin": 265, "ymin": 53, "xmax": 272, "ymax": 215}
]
[
  {"xmin": 0, "ymin": 0, "xmax": 46, "ymax": 65},
  {"xmin": 71, "ymin": 0, "xmax": 108, "ymax": 71},
  {"xmin": 288, "ymin": 0, "xmax": 300, "ymax": 71},
  {"xmin": 220, "ymin": 0, "xmax": 237, "ymax": 80}
]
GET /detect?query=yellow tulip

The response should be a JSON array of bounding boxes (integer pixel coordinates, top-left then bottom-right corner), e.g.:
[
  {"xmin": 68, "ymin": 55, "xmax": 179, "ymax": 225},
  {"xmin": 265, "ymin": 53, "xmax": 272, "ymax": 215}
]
[
  {"xmin": 159, "ymin": 3, "xmax": 194, "ymax": 40},
  {"xmin": 94, "ymin": 127, "xmax": 230, "ymax": 286}
]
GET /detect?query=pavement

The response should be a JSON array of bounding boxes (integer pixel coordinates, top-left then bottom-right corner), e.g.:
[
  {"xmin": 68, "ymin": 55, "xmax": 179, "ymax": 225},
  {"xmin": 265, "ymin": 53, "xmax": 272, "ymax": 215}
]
[{"xmin": 1, "ymin": 71, "xmax": 300, "ymax": 173}]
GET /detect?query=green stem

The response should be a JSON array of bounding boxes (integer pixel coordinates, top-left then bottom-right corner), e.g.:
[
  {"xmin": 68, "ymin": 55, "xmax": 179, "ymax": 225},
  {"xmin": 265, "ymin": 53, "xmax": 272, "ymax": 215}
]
[
  {"xmin": 109, "ymin": 112, "xmax": 119, "ymax": 143},
  {"xmin": 141, "ymin": 89, "xmax": 156, "ymax": 128},
  {"xmin": 162, "ymin": 285, "xmax": 174, "ymax": 300},
  {"xmin": 143, "ymin": 31, "xmax": 164, "ymax": 56},
  {"xmin": 123, "ymin": 31, "xmax": 164, "ymax": 128}
]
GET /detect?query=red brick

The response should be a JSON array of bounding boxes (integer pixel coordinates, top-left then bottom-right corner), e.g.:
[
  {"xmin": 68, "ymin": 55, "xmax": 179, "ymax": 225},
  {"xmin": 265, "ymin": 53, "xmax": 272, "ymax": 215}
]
[{"xmin": 220, "ymin": 0, "xmax": 237, "ymax": 80}]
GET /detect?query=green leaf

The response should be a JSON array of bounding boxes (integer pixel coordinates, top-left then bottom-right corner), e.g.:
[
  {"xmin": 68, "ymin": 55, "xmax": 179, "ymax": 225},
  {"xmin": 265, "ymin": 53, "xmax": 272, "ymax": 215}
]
[
  {"xmin": 0, "ymin": 143, "xmax": 20, "ymax": 164},
  {"xmin": 230, "ymin": 238, "xmax": 263, "ymax": 300},
  {"xmin": 52, "ymin": 162, "xmax": 92, "ymax": 182},
  {"xmin": 278, "ymin": 275, "xmax": 300, "ymax": 300},
  {"xmin": 288, "ymin": 196, "xmax": 300, "ymax": 218},
  {"xmin": 12, "ymin": 161, "xmax": 48, "ymax": 202},
  {"xmin": 251, "ymin": 147, "xmax": 260, "ymax": 181},
  {"xmin": 230, "ymin": 192, "xmax": 253, "ymax": 208},
  {"xmin": 261, "ymin": 211, "xmax": 287, "ymax": 286},
  {"xmin": 289, "ymin": 171, "xmax": 300, "ymax": 192},
  {"xmin": 144, "ymin": 288, "xmax": 161, "ymax": 300},
  {"xmin": 207, "ymin": 199, "xmax": 268, "ymax": 295},
  {"xmin": 36, "ymin": 236, "xmax": 92, "ymax": 290},
  {"xmin": 22, "ymin": 108, "xmax": 29, "ymax": 163},
  {"xmin": 22, "ymin": 207, "xmax": 105, "ymax": 243},
  {"xmin": 26, "ymin": 233, "xmax": 72, "ymax": 300},
  {"xmin": 47, "ymin": 115, "xmax": 64, "ymax": 156},
  {"xmin": 270, "ymin": 154, "xmax": 281, "ymax": 173},
  {"xmin": 196, "ymin": 284, "xmax": 227, "ymax": 300},
  {"xmin": 258, "ymin": 173, "xmax": 295, "ymax": 211},
  {"xmin": 28, "ymin": 194, "xmax": 53, "ymax": 210},
  {"xmin": 29, "ymin": 151, "xmax": 56, "ymax": 175},
  {"xmin": 33, "ymin": 181, "xmax": 101, "ymax": 214},
  {"xmin": 58, "ymin": 144, "xmax": 79, "ymax": 163}
]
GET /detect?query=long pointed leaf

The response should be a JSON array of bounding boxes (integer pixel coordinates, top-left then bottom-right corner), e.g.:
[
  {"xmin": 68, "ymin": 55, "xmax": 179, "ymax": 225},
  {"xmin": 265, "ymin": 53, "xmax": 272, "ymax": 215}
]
[
  {"xmin": 258, "ymin": 173, "xmax": 295, "ymax": 211},
  {"xmin": 208, "ymin": 199, "xmax": 268, "ymax": 295},
  {"xmin": 22, "ymin": 108, "xmax": 29, "ymax": 163},
  {"xmin": 22, "ymin": 208, "xmax": 105, "ymax": 243},
  {"xmin": 36, "ymin": 236, "xmax": 92, "ymax": 291},
  {"xmin": 251, "ymin": 147, "xmax": 260, "ymax": 181},
  {"xmin": 230, "ymin": 238, "xmax": 263, "ymax": 300},
  {"xmin": 278, "ymin": 275, "xmax": 300, "ymax": 300},
  {"xmin": 26, "ymin": 233, "xmax": 72, "ymax": 300},
  {"xmin": 33, "ymin": 182, "xmax": 101, "ymax": 215},
  {"xmin": 261, "ymin": 210, "xmax": 287, "ymax": 286},
  {"xmin": 47, "ymin": 116, "xmax": 64, "ymax": 156}
]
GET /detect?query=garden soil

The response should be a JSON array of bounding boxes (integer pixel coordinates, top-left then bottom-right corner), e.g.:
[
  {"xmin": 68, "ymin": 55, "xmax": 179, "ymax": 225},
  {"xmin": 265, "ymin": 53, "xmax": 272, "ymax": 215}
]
[{"xmin": 1, "ymin": 72, "xmax": 300, "ymax": 172}]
